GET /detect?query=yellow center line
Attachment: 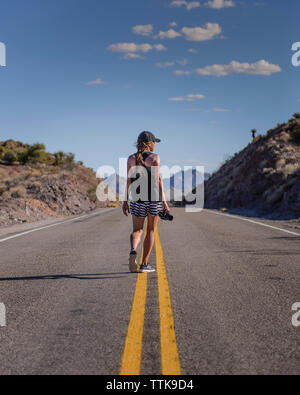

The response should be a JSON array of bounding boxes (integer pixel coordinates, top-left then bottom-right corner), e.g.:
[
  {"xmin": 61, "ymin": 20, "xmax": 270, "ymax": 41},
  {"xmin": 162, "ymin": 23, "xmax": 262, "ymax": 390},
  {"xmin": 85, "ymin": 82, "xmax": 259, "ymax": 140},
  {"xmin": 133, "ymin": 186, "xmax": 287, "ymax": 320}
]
[
  {"xmin": 120, "ymin": 233, "xmax": 147, "ymax": 375},
  {"xmin": 155, "ymin": 227, "xmax": 181, "ymax": 375}
]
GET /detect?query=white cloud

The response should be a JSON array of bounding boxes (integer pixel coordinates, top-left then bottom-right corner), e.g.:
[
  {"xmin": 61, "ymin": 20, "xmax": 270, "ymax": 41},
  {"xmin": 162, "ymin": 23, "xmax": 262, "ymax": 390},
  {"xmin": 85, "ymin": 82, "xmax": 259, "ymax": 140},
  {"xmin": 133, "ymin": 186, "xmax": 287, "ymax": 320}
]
[
  {"xmin": 194, "ymin": 60, "xmax": 282, "ymax": 76},
  {"xmin": 170, "ymin": 0, "xmax": 186, "ymax": 7},
  {"xmin": 187, "ymin": 48, "xmax": 198, "ymax": 53},
  {"xmin": 205, "ymin": 0, "xmax": 235, "ymax": 9},
  {"xmin": 169, "ymin": 94, "xmax": 205, "ymax": 101},
  {"xmin": 169, "ymin": 22, "xmax": 178, "ymax": 27},
  {"xmin": 123, "ymin": 53, "xmax": 145, "ymax": 60},
  {"xmin": 86, "ymin": 78, "xmax": 105, "ymax": 86},
  {"xmin": 153, "ymin": 44, "xmax": 168, "ymax": 51},
  {"xmin": 170, "ymin": 1, "xmax": 201, "ymax": 11},
  {"xmin": 181, "ymin": 23, "xmax": 222, "ymax": 41},
  {"xmin": 177, "ymin": 58, "xmax": 189, "ymax": 66},
  {"xmin": 132, "ymin": 24, "xmax": 154, "ymax": 36},
  {"xmin": 186, "ymin": 1, "xmax": 201, "ymax": 10},
  {"xmin": 108, "ymin": 42, "xmax": 167, "ymax": 59},
  {"xmin": 157, "ymin": 29, "xmax": 182, "ymax": 39},
  {"xmin": 156, "ymin": 61, "xmax": 175, "ymax": 68},
  {"xmin": 174, "ymin": 70, "xmax": 192, "ymax": 75},
  {"xmin": 108, "ymin": 43, "xmax": 152, "ymax": 53}
]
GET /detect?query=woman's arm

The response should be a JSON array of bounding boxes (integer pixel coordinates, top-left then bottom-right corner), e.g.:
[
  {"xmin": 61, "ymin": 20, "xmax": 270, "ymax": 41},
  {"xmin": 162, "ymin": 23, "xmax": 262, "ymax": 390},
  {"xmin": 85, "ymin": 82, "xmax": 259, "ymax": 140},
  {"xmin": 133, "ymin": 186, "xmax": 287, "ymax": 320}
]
[{"xmin": 154, "ymin": 155, "xmax": 170, "ymax": 213}]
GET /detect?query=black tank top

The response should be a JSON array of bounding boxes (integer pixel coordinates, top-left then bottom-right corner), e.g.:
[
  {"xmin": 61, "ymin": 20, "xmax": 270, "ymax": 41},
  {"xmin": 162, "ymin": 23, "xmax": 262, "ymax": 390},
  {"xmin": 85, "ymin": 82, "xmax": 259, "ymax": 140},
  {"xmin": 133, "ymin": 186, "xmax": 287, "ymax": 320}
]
[{"xmin": 130, "ymin": 152, "xmax": 161, "ymax": 202}]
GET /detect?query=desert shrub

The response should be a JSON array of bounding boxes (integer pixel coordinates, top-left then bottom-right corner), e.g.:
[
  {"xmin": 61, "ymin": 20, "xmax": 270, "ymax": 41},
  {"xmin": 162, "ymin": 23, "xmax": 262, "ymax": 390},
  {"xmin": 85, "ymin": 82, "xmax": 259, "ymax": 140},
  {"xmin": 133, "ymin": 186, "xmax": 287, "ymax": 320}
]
[
  {"xmin": 3, "ymin": 150, "xmax": 17, "ymax": 164},
  {"xmin": 88, "ymin": 185, "xmax": 98, "ymax": 202},
  {"xmin": 253, "ymin": 134, "xmax": 263, "ymax": 143},
  {"xmin": 53, "ymin": 151, "xmax": 76, "ymax": 168},
  {"xmin": 10, "ymin": 186, "xmax": 27, "ymax": 198},
  {"xmin": 65, "ymin": 153, "xmax": 75, "ymax": 164},
  {"xmin": 0, "ymin": 146, "xmax": 5, "ymax": 160},
  {"xmin": 289, "ymin": 126, "xmax": 300, "ymax": 145},
  {"xmin": 19, "ymin": 143, "xmax": 48, "ymax": 164},
  {"xmin": 54, "ymin": 151, "xmax": 65, "ymax": 166}
]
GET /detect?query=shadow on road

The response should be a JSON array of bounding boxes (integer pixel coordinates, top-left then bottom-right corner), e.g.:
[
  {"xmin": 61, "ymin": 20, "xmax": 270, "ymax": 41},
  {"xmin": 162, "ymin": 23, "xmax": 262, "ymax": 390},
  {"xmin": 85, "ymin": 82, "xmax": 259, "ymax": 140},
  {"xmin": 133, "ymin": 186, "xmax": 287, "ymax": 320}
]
[
  {"xmin": 0, "ymin": 272, "xmax": 131, "ymax": 282},
  {"xmin": 221, "ymin": 249, "xmax": 300, "ymax": 256}
]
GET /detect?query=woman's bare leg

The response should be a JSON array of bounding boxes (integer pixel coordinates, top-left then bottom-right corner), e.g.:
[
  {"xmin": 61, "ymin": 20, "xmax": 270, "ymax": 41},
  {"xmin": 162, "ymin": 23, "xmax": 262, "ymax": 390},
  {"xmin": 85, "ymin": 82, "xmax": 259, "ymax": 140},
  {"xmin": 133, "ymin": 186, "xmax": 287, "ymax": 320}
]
[
  {"xmin": 130, "ymin": 215, "xmax": 145, "ymax": 251},
  {"xmin": 142, "ymin": 215, "xmax": 159, "ymax": 265}
]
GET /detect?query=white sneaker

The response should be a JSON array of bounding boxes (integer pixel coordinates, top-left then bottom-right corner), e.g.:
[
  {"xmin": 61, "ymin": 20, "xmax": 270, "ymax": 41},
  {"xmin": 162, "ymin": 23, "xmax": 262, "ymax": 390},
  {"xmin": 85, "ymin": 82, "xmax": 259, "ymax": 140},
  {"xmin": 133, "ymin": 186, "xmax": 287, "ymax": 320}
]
[
  {"xmin": 129, "ymin": 251, "xmax": 139, "ymax": 273},
  {"xmin": 139, "ymin": 265, "xmax": 156, "ymax": 273}
]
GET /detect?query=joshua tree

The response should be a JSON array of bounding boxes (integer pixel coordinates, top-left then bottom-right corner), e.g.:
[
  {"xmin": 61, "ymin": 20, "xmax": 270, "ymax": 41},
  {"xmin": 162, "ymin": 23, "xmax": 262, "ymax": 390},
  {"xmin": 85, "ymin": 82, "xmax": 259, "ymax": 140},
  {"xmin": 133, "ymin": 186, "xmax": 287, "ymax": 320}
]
[{"xmin": 251, "ymin": 129, "xmax": 257, "ymax": 141}]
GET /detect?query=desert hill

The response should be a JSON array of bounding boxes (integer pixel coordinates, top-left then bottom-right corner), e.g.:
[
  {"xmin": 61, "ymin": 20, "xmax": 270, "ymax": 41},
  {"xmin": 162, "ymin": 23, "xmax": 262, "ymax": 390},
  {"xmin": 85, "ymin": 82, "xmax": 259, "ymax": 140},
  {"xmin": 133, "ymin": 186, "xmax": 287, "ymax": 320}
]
[
  {"xmin": 0, "ymin": 140, "xmax": 110, "ymax": 226},
  {"xmin": 204, "ymin": 115, "xmax": 300, "ymax": 219}
]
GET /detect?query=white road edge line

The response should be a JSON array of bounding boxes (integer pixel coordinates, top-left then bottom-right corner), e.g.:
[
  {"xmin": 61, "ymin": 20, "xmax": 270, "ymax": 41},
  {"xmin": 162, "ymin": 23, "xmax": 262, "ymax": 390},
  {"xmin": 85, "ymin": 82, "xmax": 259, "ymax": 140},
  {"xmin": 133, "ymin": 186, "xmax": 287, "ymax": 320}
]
[
  {"xmin": 0, "ymin": 208, "xmax": 116, "ymax": 244},
  {"xmin": 205, "ymin": 210, "xmax": 300, "ymax": 237}
]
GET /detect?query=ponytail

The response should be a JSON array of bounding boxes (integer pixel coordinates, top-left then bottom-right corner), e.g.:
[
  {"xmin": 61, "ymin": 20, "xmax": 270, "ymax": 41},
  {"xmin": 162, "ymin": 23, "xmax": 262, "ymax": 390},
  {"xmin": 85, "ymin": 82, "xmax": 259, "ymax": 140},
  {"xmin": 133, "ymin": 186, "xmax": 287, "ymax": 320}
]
[{"xmin": 135, "ymin": 140, "xmax": 150, "ymax": 166}]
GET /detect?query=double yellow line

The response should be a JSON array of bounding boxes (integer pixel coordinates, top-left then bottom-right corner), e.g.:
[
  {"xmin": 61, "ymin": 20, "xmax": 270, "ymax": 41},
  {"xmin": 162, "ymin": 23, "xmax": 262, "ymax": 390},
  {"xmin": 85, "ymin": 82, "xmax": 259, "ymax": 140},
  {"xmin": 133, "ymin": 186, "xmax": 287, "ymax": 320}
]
[{"xmin": 120, "ymin": 227, "xmax": 181, "ymax": 375}]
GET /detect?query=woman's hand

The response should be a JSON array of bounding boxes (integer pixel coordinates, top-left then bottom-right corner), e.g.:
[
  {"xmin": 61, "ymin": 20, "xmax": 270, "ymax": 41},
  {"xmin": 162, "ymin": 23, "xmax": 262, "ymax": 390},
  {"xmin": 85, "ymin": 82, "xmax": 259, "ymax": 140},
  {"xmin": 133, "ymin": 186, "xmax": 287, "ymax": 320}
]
[
  {"xmin": 163, "ymin": 201, "xmax": 170, "ymax": 213},
  {"xmin": 122, "ymin": 201, "xmax": 130, "ymax": 216}
]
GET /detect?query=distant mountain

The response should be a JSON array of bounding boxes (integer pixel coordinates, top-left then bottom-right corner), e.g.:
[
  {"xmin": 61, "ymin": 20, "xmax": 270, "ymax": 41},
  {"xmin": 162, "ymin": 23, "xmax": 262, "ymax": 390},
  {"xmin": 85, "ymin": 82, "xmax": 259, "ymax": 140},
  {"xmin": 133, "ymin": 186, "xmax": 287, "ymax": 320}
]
[
  {"xmin": 163, "ymin": 169, "xmax": 210, "ymax": 202},
  {"xmin": 165, "ymin": 169, "xmax": 210, "ymax": 190},
  {"xmin": 105, "ymin": 173, "xmax": 127, "ymax": 200}
]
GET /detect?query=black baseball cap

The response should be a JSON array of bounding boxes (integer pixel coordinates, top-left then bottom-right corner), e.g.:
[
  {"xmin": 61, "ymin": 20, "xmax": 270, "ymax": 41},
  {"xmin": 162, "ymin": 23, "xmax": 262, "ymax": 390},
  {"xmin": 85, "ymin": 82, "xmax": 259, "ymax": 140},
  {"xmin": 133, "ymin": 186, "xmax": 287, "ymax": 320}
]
[{"xmin": 138, "ymin": 131, "xmax": 161, "ymax": 143}]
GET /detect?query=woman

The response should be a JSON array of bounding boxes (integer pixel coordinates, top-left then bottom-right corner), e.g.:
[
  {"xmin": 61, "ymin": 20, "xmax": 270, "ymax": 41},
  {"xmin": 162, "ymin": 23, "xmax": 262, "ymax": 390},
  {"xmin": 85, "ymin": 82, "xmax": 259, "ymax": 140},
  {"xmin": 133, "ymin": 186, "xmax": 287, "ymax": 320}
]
[{"xmin": 122, "ymin": 131, "xmax": 170, "ymax": 273}]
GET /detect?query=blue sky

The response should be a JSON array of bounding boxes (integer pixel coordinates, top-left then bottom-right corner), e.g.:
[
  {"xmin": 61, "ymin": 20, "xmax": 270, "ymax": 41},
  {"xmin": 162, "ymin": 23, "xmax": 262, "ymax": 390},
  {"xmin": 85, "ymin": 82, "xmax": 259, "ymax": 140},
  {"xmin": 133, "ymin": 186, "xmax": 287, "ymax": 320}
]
[{"xmin": 0, "ymin": 0, "xmax": 299, "ymax": 173}]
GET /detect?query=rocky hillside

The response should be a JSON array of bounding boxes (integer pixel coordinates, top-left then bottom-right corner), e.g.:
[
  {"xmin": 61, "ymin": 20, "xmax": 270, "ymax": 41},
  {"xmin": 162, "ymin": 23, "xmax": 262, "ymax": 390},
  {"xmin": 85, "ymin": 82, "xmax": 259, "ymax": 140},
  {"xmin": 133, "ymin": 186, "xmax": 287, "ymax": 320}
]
[
  {"xmin": 0, "ymin": 140, "xmax": 111, "ymax": 226},
  {"xmin": 204, "ymin": 115, "xmax": 300, "ymax": 219}
]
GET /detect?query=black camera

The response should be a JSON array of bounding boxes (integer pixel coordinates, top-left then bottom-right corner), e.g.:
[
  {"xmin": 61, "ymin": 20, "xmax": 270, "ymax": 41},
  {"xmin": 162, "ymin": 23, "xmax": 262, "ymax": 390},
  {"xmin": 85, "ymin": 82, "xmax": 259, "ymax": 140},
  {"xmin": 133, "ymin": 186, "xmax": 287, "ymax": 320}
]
[{"xmin": 159, "ymin": 211, "xmax": 174, "ymax": 221}]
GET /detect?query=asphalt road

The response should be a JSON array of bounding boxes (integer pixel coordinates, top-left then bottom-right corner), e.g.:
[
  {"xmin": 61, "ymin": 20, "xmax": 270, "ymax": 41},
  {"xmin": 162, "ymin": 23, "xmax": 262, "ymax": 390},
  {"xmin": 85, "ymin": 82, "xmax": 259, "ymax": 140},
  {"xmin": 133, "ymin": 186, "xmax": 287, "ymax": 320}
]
[{"xmin": 0, "ymin": 207, "xmax": 299, "ymax": 375}]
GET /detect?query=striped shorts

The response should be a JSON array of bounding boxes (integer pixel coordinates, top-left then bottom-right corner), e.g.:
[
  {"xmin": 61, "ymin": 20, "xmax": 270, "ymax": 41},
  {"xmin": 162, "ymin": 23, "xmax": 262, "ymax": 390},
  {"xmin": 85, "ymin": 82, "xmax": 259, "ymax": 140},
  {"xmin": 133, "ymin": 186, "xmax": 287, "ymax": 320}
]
[{"xmin": 130, "ymin": 201, "xmax": 164, "ymax": 218}]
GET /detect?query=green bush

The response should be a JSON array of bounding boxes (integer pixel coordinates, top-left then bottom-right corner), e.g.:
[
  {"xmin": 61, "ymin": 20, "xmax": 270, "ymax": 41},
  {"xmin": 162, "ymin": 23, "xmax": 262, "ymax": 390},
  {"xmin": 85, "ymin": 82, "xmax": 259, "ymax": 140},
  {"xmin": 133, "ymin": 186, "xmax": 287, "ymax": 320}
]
[
  {"xmin": 53, "ymin": 151, "xmax": 76, "ymax": 166},
  {"xmin": 3, "ymin": 150, "xmax": 17, "ymax": 164},
  {"xmin": 65, "ymin": 153, "xmax": 75, "ymax": 164},
  {"xmin": 293, "ymin": 113, "xmax": 300, "ymax": 119},
  {"xmin": 88, "ymin": 185, "xmax": 97, "ymax": 202},
  {"xmin": 19, "ymin": 143, "xmax": 48, "ymax": 164},
  {"xmin": 0, "ymin": 141, "xmax": 79, "ymax": 168}
]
